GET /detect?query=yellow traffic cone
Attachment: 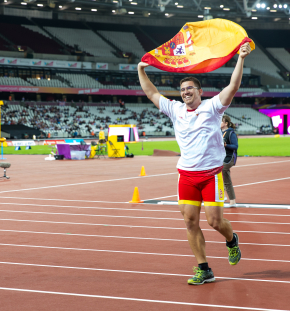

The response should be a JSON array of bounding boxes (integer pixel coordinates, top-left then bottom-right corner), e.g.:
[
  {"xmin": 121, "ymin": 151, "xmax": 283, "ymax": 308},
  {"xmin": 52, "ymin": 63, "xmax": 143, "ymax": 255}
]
[
  {"xmin": 139, "ymin": 166, "xmax": 147, "ymax": 176},
  {"xmin": 129, "ymin": 187, "xmax": 143, "ymax": 203}
]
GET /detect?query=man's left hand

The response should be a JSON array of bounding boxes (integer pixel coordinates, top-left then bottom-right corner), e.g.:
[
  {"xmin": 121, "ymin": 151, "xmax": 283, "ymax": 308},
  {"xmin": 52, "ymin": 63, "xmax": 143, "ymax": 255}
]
[{"xmin": 239, "ymin": 42, "xmax": 251, "ymax": 59}]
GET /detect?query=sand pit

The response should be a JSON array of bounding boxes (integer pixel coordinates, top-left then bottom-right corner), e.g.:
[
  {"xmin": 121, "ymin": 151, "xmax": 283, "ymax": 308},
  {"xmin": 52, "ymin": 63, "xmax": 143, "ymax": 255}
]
[{"xmin": 152, "ymin": 149, "xmax": 180, "ymax": 156}]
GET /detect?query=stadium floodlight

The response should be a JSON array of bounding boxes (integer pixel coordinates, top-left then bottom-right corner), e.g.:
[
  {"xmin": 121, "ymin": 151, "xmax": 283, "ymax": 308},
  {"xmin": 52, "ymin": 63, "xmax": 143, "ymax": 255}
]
[
  {"xmin": 279, "ymin": 4, "xmax": 282, "ymax": 8},
  {"xmin": 175, "ymin": 2, "xmax": 178, "ymax": 4},
  {"xmin": 261, "ymin": 3, "xmax": 266, "ymax": 8},
  {"xmin": 267, "ymin": 7, "xmax": 270, "ymax": 10},
  {"xmin": 273, "ymin": 4, "xmax": 277, "ymax": 7},
  {"xmin": 220, "ymin": 5, "xmax": 224, "ymax": 8},
  {"xmin": 284, "ymin": 4, "xmax": 288, "ymax": 8},
  {"xmin": 256, "ymin": 3, "xmax": 260, "ymax": 8}
]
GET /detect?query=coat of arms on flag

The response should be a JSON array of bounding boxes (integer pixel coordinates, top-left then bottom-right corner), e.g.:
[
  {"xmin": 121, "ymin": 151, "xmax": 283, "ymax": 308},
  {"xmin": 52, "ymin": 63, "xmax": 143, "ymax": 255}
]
[{"xmin": 141, "ymin": 18, "xmax": 255, "ymax": 74}]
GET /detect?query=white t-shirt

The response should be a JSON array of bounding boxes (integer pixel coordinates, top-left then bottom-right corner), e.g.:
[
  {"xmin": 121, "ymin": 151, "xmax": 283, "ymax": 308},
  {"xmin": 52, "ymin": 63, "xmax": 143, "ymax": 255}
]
[{"xmin": 159, "ymin": 95, "xmax": 228, "ymax": 171}]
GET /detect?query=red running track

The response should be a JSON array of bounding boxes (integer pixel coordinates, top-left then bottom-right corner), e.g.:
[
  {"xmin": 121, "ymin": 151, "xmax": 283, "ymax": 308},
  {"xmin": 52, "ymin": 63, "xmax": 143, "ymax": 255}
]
[{"xmin": 0, "ymin": 155, "xmax": 289, "ymax": 310}]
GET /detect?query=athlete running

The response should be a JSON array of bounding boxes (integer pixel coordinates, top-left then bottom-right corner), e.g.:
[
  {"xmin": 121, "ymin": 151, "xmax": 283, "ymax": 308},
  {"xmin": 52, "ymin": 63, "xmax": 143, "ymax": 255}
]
[{"xmin": 138, "ymin": 42, "xmax": 252, "ymax": 285}]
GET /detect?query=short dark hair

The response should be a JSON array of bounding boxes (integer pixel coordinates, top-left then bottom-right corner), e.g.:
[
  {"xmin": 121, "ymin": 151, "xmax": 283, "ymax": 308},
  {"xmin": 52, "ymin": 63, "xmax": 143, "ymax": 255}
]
[{"xmin": 180, "ymin": 77, "xmax": 201, "ymax": 89}]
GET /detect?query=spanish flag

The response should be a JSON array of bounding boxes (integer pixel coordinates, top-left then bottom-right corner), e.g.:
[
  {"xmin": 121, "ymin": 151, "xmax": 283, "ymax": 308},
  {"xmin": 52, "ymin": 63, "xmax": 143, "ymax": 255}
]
[{"xmin": 141, "ymin": 18, "xmax": 255, "ymax": 74}]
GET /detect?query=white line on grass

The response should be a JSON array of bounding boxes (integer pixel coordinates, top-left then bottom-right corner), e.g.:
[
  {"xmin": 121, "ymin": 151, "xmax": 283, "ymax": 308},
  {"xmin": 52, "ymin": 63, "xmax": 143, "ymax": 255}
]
[
  {"xmin": 0, "ymin": 287, "xmax": 286, "ymax": 311},
  {"xmin": 1, "ymin": 209, "xmax": 290, "ymax": 225},
  {"xmin": 0, "ymin": 261, "xmax": 290, "ymax": 284},
  {"xmin": 1, "ymin": 218, "xmax": 290, "ymax": 235},
  {"xmin": 1, "ymin": 229, "xmax": 290, "ymax": 247},
  {"xmin": 1, "ymin": 243, "xmax": 290, "ymax": 263}
]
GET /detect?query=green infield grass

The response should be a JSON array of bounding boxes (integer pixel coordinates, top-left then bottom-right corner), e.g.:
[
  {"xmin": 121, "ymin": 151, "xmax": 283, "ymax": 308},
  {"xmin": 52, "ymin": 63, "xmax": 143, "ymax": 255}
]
[{"xmin": 1, "ymin": 136, "xmax": 290, "ymax": 157}]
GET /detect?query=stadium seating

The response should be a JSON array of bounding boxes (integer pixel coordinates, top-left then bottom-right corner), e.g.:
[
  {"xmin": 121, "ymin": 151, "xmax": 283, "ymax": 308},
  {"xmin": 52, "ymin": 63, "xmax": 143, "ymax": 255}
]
[
  {"xmin": 98, "ymin": 31, "xmax": 146, "ymax": 59},
  {"xmin": 27, "ymin": 78, "xmax": 69, "ymax": 88},
  {"xmin": 243, "ymin": 45, "xmax": 282, "ymax": 79},
  {"xmin": 267, "ymin": 48, "xmax": 290, "ymax": 72},
  {"xmin": 44, "ymin": 27, "xmax": 120, "ymax": 61},
  {"xmin": 0, "ymin": 23, "xmax": 65, "ymax": 55},
  {"xmin": 0, "ymin": 77, "xmax": 31, "ymax": 86}
]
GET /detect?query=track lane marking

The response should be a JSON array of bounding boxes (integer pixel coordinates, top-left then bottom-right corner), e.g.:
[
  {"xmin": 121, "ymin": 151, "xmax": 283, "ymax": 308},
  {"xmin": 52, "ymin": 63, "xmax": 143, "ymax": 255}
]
[
  {"xmin": 0, "ymin": 261, "xmax": 289, "ymax": 284},
  {"xmin": 1, "ymin": 202, "xmax": 290, "ymax": 217},
  {"xmin": 0, "ymin": 243, "xmax": 290, "ymax": 263},
  {"xmin": 0, "ymin": 287, "xmax": 286, "ymax": 310},
  {"xmin": 0, "ymin": 172, "xmax": 177, "ymax": 195},
  {"xmin": 1, "ymin": 218, "xmax": 290, "ymax": 234},
  {"xmin": 1, "ymin": 210, "xmax": 290, "ymax": 225},
  {"xmin": 1, "ymin": 159, "xmax": 290, "ymax": 196},
  {"xmin": 1, "ymin": 229, "xmax": 290, "ymax": 247}
]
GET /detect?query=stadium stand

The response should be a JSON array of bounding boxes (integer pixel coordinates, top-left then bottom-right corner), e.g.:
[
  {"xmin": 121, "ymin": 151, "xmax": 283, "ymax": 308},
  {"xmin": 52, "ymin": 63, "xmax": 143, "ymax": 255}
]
[
  {"xmin": 226, "ymin": 107, "xmax": 272, "ymax": 130},
  {"xmin": 0, "ymin": 22, "xmax": 66, "ymax": 55},
  {"xmin": 267, "ymin": 48, "xmax": 290, "ymax": 72},
  {"xmin": 243, "ymin": 45, "xmax": 282, "ymax": 80},
  {"xmin": 27, "ymin": 78, "xmax": 69, "ymax": 88},
  {"xmin": 98, "ymin": 31, "xmax": 147, "ymax": 59},
  {"xmin": 56, "ymin": 73, "xmax": 127, "ymax": 89},
  {"xmin": 44, "ymin": 27, "xmax": 120, "ymax": 61},
  {"xmin": 0, "ymin": 77, "xmax": 31, "ymax": 86}
]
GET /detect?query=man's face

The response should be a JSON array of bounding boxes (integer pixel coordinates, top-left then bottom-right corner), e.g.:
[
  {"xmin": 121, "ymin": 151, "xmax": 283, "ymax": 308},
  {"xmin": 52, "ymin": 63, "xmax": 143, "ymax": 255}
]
[{"xmin": 180, "ymin": 81, "xmax": 201, "ymax": 106}]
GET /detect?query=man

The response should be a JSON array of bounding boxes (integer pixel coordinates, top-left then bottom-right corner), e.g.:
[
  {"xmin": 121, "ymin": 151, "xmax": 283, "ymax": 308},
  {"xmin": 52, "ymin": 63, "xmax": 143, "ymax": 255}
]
[{"xmin": 138, "ymin": 42, "xmax": 252, "ymax": 285}]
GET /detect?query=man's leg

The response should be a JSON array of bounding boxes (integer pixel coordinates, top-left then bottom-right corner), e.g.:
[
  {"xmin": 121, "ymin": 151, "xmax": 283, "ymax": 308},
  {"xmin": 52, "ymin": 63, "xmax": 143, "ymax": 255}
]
[
  {"xmin": 179, "ymin": 204, "xmax": 206, "ymax": 263},
  {"xmin": 203, "ymin": 171, "xmax": 241, "ymax": 265},
  {"xmin": 205, "ymin": 205, "xmax": 241, "ymax": 265},
  {"xmin": 204, "ymin": 205, "xmax": 233, "ymax": 241},
  {"xmin": 179, "ymin": 203, "xmax": 215, "ymax": 285}
]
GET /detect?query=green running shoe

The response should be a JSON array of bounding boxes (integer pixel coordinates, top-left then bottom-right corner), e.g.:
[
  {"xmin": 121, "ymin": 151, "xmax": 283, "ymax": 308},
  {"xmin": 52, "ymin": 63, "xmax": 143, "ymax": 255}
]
[
  {"xmin": 187, "ymin": 267, "xmax": 215, "ymax": 285},
  {"xmin": 227, "ymin": 232, "xmax": 241, "ymax": 265}
]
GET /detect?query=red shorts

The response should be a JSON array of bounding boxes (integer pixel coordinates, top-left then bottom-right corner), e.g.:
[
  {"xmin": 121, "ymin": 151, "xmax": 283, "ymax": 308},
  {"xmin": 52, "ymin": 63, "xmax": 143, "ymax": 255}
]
[{"xmin": 178, "ymin": 167, "xmax": 224, "ymax": 207}]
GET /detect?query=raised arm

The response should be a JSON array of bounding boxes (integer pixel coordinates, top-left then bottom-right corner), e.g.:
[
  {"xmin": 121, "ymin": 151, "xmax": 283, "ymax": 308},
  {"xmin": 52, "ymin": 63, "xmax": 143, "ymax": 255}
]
[
  {"xmin": 219, "ymin": 42, "xmax": 252, "ymax": 107},
  {"xmin": 138, "ymin": 62, "xmax": 161, "ymax": 109}
]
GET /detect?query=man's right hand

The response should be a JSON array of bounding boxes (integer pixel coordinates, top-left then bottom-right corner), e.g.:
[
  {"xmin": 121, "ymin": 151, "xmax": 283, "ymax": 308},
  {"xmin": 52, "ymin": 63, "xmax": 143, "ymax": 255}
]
[{"xmin": 138, "ymin": 62, "xmax": 150, "ymax": 69}]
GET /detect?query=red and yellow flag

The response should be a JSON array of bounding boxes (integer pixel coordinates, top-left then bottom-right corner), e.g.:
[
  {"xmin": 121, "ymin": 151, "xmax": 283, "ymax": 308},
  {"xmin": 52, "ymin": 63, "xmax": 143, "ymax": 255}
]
[{"xmin": 141, "ymin": 18, "xmax": 255, "ymax": 74}]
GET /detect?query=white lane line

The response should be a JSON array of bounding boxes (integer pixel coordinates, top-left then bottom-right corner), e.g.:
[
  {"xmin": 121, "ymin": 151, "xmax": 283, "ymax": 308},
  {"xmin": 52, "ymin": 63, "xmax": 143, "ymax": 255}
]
[
  {"xmin": 1, "ymin": 202, "xmax": 290, "ymax": 218},
  {"xmin": 234, "ymin": 177, "xmax": 290, "ymax": 188},
  {"xmin": 0, "ymin": 287, "xmax": 286, "ymax": 311},
  {"xmin": 143, "ymin": 177, "xmax": 290, "ymax": 201},
  {"xmin": 0, "ymin": 172, "xmax": 177, "ymax": 195},
  {"xmin": 1, "ymin": 229, "xmax": 290, "ymax": 247},
  {"xmin": 1, "ymin": 243, "xmax": 290, "ymax": 263},
  {"xmin": 1, "ymin": 218, "xmax": 290, "ymax": 235},
  {"xmin": 1, "ymin": 210, "xmax": 290, "ymax": 225},
  {"xmin": 1, "ymin": 261, "xmax": 290, "ymax": 285},
  {"xmin": 0, "ymin": 197, "xmax": 130, "ymax": 204},
  {"xmin": 234, "ymin": 159, "xmax": 290, "ymax": 168}
]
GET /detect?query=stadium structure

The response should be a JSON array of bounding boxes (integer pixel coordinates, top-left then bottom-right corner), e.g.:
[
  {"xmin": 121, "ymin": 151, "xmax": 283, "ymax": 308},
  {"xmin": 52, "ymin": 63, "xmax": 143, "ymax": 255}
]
[{"xmin": 0, "ymin": 0, "xmax": 290, "ymax": 139}]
